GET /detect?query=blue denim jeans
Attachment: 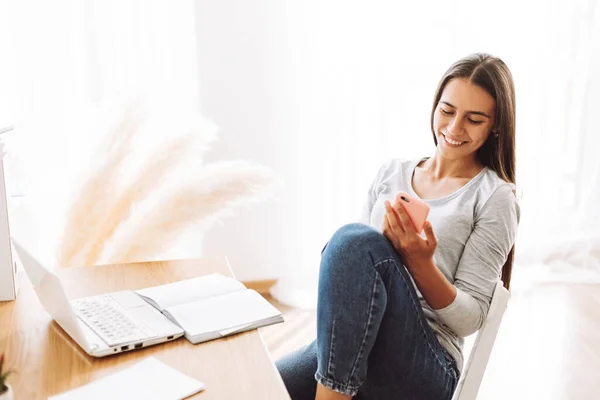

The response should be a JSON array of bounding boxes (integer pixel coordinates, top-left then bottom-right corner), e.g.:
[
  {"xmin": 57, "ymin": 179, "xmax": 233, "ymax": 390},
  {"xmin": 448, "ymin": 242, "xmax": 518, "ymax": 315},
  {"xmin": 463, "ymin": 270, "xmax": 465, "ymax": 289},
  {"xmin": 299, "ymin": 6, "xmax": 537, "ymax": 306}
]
[{"xmin": 276, "ymin": 223, "xmax": 459, "ymax": 399}]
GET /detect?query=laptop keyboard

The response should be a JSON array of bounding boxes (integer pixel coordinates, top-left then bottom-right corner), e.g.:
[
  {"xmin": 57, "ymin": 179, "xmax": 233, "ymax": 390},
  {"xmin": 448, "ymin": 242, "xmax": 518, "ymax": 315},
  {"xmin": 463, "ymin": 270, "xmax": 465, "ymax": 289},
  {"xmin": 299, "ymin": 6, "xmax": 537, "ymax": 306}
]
[{"xmin": 72, "ymin": 295, "xmax": 157, "ymax": 347}]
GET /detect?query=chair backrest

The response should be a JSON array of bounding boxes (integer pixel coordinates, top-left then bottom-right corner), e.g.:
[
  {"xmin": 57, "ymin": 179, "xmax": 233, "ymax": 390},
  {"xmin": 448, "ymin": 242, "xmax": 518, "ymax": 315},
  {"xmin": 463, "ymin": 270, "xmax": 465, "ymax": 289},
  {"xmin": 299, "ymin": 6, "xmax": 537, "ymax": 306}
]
[{"xmin": 452, "ymin": 280, "xmax": 510, "ymax": 400}]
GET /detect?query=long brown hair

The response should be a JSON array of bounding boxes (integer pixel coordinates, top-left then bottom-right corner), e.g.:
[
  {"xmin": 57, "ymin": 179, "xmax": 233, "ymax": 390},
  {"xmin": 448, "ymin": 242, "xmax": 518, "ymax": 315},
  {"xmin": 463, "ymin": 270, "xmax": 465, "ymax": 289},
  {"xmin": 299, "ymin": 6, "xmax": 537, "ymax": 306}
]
[{"xmin": 430, "ymin": 53, "xmax": 517, "ymax": 290}]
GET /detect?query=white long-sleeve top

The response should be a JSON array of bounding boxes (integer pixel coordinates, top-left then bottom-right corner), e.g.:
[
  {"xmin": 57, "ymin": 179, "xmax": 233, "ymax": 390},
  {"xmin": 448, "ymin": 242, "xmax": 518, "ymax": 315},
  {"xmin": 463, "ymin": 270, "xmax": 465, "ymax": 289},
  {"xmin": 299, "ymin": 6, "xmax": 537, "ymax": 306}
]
[{"xmin": 360, "ymin": 157, "xmax": 520, "ymax": 373}]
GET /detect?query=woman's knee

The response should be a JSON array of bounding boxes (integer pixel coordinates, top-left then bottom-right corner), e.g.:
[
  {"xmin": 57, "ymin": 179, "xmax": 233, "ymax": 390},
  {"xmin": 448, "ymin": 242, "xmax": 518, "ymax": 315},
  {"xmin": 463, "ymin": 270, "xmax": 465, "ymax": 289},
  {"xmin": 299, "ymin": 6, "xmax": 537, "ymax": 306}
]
[
  {"xmin": 319, "ymin": 223, "xmax": 388, "ymax": 278},
  {"xmin": 323, "ymin": 223, "xmax": 385, "ymax": 260},
  {"xmin": 329, "ymin": 223, "xmax": 383, "ymax": 250}
]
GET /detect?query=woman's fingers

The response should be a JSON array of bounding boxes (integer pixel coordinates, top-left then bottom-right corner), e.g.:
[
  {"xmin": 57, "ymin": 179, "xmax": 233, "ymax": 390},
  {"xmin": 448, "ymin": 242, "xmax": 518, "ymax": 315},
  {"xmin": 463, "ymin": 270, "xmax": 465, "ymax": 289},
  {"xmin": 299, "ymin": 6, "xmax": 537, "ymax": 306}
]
[
  {"xmin": 383, "ymin": 211, "xmax": 401, "ymax": 251},
  {"xmin": 385, "ymin": 201, "xmax": 404, "ymax": 234},
  {"xmin": 394, "ymin": 197, "xmax": 416, "ymax": 234},
  {"xmin": 383, "ymin": 214, "xmax": 392, "ymax": 238},
  {"xmin": 382, "ymin": 212, "xmax": 391, "ymax": 236},
  {"xmin": 423, "ymin": 221, "xmax": 437, "ymax": 246}
]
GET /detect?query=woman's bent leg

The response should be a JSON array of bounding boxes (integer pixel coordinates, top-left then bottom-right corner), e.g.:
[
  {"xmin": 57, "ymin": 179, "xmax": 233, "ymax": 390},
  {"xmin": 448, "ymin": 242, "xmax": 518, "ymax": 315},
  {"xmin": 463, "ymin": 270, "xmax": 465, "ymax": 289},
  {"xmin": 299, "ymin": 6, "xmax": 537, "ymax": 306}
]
[
  {"xmin": 316, "ymin": 223, "xmax": 458, "ymax": 399},
  {"xmin": 276, "ymin": 341, "xmax": 318, "ymax": 400},
  {"xmin": 277, "ymin": 223, "xmax": 458, "ymax": 400}
]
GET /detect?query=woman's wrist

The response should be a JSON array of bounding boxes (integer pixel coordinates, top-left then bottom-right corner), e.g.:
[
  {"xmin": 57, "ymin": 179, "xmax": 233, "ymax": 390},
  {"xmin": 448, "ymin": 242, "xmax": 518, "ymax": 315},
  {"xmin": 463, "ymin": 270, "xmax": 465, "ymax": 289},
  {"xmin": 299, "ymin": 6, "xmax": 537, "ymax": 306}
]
[
  {"xmin": 405, "ymin": 257, "xmax": 437, "ymax": 280},
  {"xmin": 406, "ymin": 257, "xmax": 457, "ymax": 310}
]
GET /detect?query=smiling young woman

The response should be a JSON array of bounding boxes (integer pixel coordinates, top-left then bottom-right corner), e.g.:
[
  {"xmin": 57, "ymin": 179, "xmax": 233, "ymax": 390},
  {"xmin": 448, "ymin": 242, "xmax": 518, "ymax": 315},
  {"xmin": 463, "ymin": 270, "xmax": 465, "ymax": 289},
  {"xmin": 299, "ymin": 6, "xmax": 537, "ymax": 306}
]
[{"xmin": 276, "ymin": 53, "xmax": 519, "ymax": 400}]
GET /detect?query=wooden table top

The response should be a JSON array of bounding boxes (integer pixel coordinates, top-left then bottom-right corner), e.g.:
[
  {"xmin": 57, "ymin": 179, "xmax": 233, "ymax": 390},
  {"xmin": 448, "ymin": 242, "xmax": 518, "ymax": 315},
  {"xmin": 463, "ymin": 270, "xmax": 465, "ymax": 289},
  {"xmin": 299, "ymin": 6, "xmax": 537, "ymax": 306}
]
[{"xmin": 0, "ymin": 257, "xmax": 290, "ymax": 399}]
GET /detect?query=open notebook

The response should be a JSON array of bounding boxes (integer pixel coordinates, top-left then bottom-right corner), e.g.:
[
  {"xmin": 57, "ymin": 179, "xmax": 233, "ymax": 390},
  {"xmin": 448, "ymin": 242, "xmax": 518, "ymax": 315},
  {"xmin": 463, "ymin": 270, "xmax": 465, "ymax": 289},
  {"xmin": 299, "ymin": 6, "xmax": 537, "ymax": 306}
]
[{"xmin": 135, "ymin": 273, "xmax": 284, "ymax": 344}]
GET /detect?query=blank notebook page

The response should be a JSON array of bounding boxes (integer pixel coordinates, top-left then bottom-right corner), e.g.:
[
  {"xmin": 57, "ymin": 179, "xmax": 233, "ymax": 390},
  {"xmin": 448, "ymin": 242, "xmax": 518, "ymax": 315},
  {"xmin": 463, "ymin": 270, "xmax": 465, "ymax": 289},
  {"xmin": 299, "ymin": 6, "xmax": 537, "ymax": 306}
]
[
  {"xmin": 49, "ymin": 357, "xmax": 205, "ymax": 400},
  {"xmin": 165, "ymin": 289, "xmax": 281, "ymax": 335},
  {"xmin": 136, "ymin": 273, "xmax": 246, "ymax": 311}
]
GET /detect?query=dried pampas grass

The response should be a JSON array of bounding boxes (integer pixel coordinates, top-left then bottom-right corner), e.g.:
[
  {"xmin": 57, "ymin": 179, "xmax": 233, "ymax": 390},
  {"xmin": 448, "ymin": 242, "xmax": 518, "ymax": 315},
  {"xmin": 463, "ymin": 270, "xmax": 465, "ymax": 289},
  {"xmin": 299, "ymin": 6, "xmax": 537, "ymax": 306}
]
[
  {"xmin": 100, "ymin": 161, "xmax": 275, "ymax": 264},
  {"xmin": 56, "ymin": 98, "xmax": 278, "ymax": 267},
  {"xmin": 57, "ymin": 101, "xmax": 143, "ymax": 267}
]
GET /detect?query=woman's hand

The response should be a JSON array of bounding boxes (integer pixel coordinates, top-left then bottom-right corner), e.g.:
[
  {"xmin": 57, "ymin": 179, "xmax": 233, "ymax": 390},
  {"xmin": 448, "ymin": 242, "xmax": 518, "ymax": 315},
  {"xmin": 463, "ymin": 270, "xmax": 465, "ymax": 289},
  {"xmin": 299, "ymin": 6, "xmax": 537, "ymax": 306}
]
[{"xmin": 382, "ymin": 194, "xmax": 438, "ymax": 271}]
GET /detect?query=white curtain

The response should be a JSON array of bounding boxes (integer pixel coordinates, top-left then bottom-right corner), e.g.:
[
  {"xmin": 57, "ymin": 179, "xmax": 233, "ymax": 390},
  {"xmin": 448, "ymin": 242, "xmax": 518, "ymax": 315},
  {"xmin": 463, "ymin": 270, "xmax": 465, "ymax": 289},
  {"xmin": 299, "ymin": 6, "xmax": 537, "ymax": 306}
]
[
  {"xmin": 0, "ymin": 0, "xmax": 198, "ymax": 263},
  {"xmin": 271, "ymin": 0, "xmax": 600, "ymax": 307}
]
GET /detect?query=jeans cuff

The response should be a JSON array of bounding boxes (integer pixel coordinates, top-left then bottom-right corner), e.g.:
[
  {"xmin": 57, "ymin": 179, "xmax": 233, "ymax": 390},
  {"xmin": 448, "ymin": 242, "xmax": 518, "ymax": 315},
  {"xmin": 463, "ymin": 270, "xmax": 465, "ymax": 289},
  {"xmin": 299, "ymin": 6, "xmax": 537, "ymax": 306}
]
[{"xmin": 315, "ymin": 372, "xmax": 359, "ymax": 397}]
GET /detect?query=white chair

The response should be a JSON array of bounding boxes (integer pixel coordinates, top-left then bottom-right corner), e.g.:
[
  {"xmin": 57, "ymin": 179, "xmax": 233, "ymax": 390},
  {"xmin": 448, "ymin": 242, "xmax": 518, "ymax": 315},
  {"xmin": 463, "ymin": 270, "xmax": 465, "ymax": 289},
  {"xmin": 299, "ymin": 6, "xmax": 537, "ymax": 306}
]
[{"xmin": 452, "ymin": 280, "xmax": 510, "ymax": 400}]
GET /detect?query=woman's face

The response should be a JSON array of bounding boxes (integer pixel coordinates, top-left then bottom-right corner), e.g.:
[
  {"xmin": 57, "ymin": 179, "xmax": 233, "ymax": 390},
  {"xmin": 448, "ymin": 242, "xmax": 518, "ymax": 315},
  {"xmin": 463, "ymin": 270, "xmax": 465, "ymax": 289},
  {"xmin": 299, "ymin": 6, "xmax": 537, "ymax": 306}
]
[{"xmin": 432, "ymin": 78, "xmax": 496, "ymax": 160}]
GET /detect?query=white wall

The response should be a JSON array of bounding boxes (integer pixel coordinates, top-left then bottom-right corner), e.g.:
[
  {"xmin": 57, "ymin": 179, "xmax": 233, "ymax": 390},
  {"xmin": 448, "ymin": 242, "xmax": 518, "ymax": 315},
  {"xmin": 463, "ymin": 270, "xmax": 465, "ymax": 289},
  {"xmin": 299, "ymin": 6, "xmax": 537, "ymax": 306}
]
[
  {"xmin": 194, "ymin": 0, "xmax": 301, "ymax": 283},
  {"xmin": 192, "ymin": 2, "xmax": 434, "ymax": 305}
]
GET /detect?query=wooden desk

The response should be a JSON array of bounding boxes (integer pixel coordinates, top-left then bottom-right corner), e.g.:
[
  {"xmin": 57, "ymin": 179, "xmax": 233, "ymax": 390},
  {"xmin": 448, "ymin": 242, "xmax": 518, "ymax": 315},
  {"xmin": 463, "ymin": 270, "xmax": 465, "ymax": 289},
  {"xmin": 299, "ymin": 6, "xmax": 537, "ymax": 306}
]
[{"xmin": 0, "ymin": 258, "xmax": 290, "ymax": 399}]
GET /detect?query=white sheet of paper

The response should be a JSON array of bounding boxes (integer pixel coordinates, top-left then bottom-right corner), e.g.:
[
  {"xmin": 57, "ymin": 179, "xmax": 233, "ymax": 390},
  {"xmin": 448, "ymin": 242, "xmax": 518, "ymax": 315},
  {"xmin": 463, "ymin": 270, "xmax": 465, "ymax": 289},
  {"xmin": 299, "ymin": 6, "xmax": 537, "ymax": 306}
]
[
  {"xmin": 165, "ymin": 289, "xmax": 281, "ymax": 337},
  {"xmin": 49, "ymin": 357, "xmax": 205, "ymax": 400}
]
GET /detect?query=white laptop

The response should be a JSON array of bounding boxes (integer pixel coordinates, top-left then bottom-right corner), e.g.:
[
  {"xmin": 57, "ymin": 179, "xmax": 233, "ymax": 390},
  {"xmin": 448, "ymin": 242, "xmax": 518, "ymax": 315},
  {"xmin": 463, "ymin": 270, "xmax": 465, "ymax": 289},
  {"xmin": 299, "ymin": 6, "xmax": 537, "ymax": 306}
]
[{"xmin": 11, "ymin": 238, "xmax": 184, "ymax": 357}]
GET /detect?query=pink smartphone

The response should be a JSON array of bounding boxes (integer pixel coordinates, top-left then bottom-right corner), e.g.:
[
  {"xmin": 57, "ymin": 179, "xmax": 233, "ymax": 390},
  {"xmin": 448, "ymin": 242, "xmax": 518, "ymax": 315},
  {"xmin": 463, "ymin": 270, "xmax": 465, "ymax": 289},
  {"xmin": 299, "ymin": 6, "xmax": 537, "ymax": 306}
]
[{"xmin": 395, "ymin": 191, "xmax": 430, "ymax": 233}]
